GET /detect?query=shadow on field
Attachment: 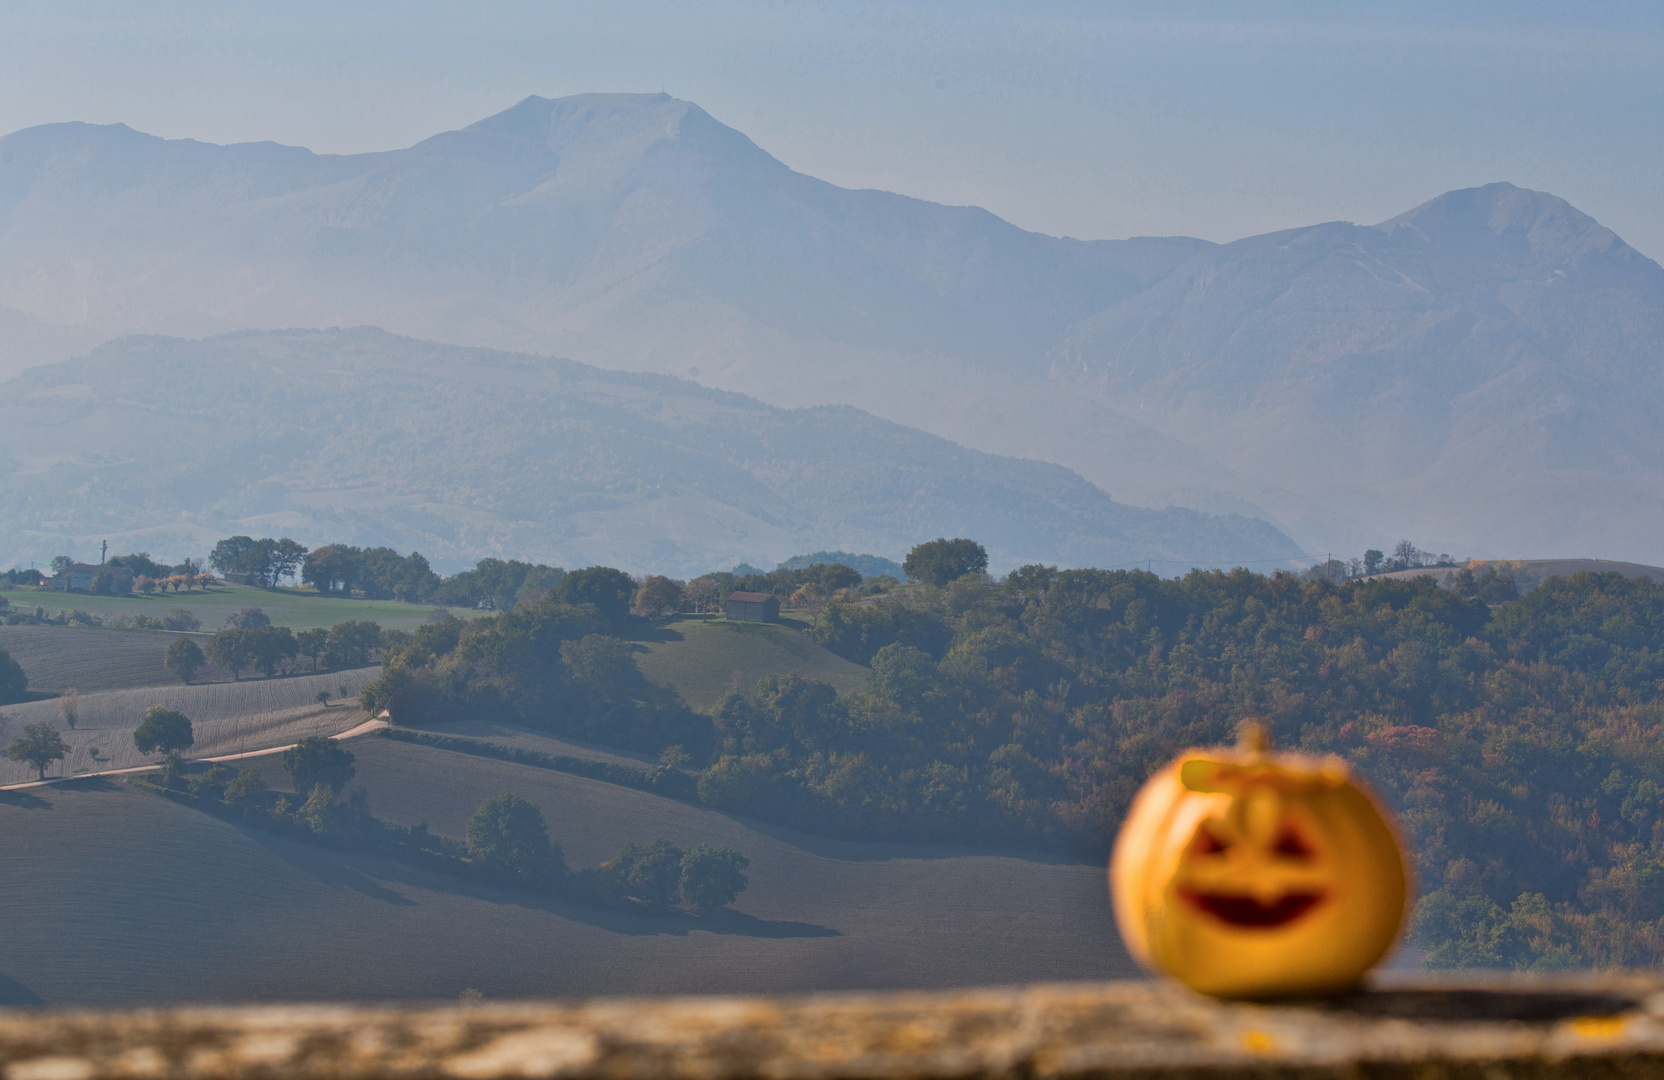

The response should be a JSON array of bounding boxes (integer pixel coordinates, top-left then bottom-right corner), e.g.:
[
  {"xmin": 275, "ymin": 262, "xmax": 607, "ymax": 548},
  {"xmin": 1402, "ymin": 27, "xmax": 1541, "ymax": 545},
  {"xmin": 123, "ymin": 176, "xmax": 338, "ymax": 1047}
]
[
  {"xmin": 241, "ymin": 829, "xmax": 418, "ymax": 907},
  {"xmin": 55, "ymin": 778, "xmax": 123, "ymax": 793},
  {"xmin": 238, "ymin": 825, "xmax": 839, "ymax": 938},
  {"xmin": 0, "ymin": 790, "xmax": 50, "ymax": 809},
  {"xmin": 623, "ymin": 624, "xmax": 686, "ymax": 645}
]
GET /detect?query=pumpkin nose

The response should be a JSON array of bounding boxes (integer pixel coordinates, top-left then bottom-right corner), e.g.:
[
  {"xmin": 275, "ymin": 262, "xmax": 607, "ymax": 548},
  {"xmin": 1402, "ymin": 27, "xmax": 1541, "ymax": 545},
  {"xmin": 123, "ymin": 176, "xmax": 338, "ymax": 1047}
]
[{"xmin": 1243, "ymin": 786, "xmax": 1281, "ymax": 847}]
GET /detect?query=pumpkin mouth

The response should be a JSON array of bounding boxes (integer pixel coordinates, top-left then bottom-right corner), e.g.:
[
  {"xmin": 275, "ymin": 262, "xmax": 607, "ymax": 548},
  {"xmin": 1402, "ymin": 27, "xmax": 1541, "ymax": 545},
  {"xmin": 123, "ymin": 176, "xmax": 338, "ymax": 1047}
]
[{"xmin": 1178, "ymin": 887, "xmax": 1325, "ymax": 927}]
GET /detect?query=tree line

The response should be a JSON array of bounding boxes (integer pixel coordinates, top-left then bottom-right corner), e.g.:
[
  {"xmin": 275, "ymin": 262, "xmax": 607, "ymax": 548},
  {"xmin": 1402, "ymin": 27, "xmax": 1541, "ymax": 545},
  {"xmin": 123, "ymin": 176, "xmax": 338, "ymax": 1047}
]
[
  {"xmin": 145, "ymin": 728, "xmax": 748, "ymax": 913},
  {"xmin": 352, "ymin": 533, "xmax": 1664, "ymax": 970}
]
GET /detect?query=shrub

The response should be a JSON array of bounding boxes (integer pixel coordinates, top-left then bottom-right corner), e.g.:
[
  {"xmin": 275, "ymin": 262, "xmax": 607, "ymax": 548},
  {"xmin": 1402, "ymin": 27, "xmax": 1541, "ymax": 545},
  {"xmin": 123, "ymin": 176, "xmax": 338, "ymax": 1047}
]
[
  {"xmin": 222, "ymin": 767, "xmax": 268, "ymax": 814},
  {"xmin": 162, "ymin": 608, "xmax": 200, "ymax": 632},
  {"xmin": 187, "ymin": 764, "xmax": 235, "ymax": 800},
  {"xmin": 224, "ymin": 607, "xmax": 270, "ymax": 630}
]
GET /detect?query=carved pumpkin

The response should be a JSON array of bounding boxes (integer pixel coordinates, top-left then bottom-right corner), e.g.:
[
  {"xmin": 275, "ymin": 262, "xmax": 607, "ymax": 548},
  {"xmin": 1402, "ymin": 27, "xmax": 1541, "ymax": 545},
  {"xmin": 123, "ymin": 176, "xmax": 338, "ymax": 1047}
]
[{"xmin": 1110, "ymin": 723, "xmax": 1410, "ymax": 998}]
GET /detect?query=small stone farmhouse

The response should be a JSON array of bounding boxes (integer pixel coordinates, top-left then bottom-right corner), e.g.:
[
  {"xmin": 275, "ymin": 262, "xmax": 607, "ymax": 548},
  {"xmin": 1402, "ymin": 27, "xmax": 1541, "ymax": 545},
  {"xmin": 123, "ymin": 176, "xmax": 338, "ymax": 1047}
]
[
  {"xmin": 725, "ymin": 591, "xmax": 780, "ymax": 622},
  {"xmin": 49, "ymin": 563, "xmax": 134, "ymax": 595}
]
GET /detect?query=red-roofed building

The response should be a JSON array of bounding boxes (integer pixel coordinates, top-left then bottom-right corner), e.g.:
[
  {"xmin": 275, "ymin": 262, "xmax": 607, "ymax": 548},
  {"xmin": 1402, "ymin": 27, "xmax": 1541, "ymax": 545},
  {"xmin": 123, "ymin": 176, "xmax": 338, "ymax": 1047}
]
[{"xmin": 724, "ymin": 591, "xmax": 780, "ymax": 623}]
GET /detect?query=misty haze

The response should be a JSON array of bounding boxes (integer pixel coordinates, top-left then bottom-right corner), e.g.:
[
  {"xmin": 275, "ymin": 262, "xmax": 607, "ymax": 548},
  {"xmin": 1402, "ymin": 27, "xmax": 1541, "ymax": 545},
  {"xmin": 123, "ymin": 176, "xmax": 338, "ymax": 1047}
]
[{"xmin": 0, "ymin": 2, "xmax": 1662, "ymax": 1035}]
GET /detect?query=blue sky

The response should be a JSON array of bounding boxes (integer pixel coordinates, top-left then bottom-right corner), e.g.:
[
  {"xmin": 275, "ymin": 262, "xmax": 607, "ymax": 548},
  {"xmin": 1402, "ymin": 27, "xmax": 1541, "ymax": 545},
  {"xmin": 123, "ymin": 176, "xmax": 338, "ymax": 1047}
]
[{"xmin": 4, "ymin": 1, "xmax": 1661, "ymax": 257}]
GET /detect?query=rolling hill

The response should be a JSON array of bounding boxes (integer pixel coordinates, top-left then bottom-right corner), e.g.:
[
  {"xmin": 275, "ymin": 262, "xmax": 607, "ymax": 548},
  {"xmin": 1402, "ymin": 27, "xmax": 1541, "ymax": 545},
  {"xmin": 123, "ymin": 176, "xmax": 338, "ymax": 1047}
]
[
  {"xmin": 0, "ymin": 328, "xmax": 1303, "ymax": 576},
  {"xmin": 4, "ymin": 95, "xmax": 1664, "ymax": 561},
  {"xmin": 629, "ymin": 617, "xmax": 869, "ymax": 712},
  {"xmin": 0, "ymin": 739, "xmax": 1134, "ymax": 1005}
]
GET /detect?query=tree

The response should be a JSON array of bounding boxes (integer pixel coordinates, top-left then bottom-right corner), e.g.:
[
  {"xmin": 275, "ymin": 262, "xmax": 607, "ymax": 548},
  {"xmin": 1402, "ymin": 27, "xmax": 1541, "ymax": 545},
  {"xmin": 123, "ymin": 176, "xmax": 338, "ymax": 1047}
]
[
  {"xmin": 49, "ymin": 556, "xmax": 73, "ymax": 577},
  {"xmin": 209, "ymin": 535, "xmax": 260, "ymax": 577},
  {"xmin": 1362, "ymin": 549, "xmax": 1384, "ymax": 575},
  {"xmin": 57, "ymin": 688, "xmax": 78, "ymax": 730},
  {"xmin": 224, "ymin": 607, "xmax": 270, "ymax": 630},
  {"xmin": 246, "ymin": 625, "xmax": 298, "ymax": 678},
  {"xmin": 1006, "ymin": 564, "xmax": 1058, "ymax": 592},
  {"xmin": 903, "ymin": 538, "xmax": 988, "ymax": 586},
  {"xmin": 133, "ymin": 706, "xmax": 194, "ymax": 769},
  {"xmin": 302, "ymin": 544, "xmax": 362, "ymax": 596},
  {"xmin": 295, "ymin": 628, "xmax": 329, "ymax": 672},
  {"xmin": 281, "ymin": 735, "xmax": 355, "ymax": 795},
  {"xmin": 7, "ymin": 724, "xmax": 67, "ymax": 780},
  {"xmin": 108, "ymin": 552, "xmax": 169, "ymax": 579},
  {"xmin": 787, "ymin": 583, "xmax": 826, "ymax": 612},
  {"xmin": 684, "ymin": 576, "xmax": 726, "ymax": 613},
  {"xmin": 271, "ymin": 538, "xmax": 309, "ymax": 587},
  {"xmin": 678, "ymin": 844, "xmax": 750, "ymax": 911},
  {"xmin": 553, "ymin": 566, "xmax": 638, "ymax": 625},
  {"xmin": 633, "ymin": 576, "xmax": 683, "ymax": 617},
  {"xmin": 206, "ymin": 628, "xmax": 252, "ymax": 680},
  {"xmin": 466, "ymin": 792, "xmax": 562, "ymax": 884},
  {"xmin": 0, "ymin": 647, "xmax": 25, "ymax": 704},
  {"xmin": 222, "ymin": 767, "xmax": 268, "ymax": 814},
  {"xmin": 163, "ymin": 638, "xmax": 204, "ymax": 684},
  {"xmin": 322, "ymin": 621, "xmax": 382, "ymax": 669},
  {"xmin": 606, "ymin": 838, "xmax": 685, "ymax": 909}
]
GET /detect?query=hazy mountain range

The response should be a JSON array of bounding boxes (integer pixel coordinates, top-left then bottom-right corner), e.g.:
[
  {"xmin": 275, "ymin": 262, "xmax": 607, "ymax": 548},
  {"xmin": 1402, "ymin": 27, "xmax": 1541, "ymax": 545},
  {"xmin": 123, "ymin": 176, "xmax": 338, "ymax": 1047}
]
[
  {"xmin": 2, "ymin": 93, "xmax": 1661, "ymax": 562},
  {"xmin": 0, "ymin": 329, "xmax": 1302, "ymax": 576}
]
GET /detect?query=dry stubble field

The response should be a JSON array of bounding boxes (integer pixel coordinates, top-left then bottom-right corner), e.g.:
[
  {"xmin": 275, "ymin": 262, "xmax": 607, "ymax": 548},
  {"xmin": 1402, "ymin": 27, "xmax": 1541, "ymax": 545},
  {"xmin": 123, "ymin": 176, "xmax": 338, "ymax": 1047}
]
[{"xmin": 0, "ymin": 735, "xmax": 1134, "ymax": 1006}]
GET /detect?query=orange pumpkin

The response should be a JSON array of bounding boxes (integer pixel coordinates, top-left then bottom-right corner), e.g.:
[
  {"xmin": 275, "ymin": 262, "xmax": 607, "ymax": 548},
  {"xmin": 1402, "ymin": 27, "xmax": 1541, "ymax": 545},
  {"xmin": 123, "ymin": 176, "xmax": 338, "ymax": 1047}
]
[{"xmin": 1110, "ymin": 723, "xmax": 1411, "ymax": 998}]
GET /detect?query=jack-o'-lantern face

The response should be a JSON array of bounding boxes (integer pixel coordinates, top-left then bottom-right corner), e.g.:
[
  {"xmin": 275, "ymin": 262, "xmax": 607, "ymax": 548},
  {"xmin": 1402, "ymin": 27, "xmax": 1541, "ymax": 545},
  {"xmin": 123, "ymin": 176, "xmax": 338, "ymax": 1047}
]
[{"xmin": 1110, "ymin": 724, "xmax": 1410, "ymax": 999}]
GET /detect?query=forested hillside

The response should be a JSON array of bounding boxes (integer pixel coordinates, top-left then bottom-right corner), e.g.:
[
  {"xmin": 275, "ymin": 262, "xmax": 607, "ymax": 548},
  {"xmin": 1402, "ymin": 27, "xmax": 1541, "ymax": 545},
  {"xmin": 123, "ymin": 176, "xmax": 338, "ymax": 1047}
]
[{"xmin": 364, "ymin": 566, "xmax": 1664, "ymax": 969}]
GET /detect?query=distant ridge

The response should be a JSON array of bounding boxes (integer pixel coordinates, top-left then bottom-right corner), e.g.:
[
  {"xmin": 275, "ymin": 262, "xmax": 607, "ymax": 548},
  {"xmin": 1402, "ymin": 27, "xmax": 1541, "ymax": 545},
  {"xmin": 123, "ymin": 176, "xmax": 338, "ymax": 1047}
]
[
  {"xmin": 3, "ymin": 97, "xmax": 1664, "ymax": 562},
  {"xmin": 0, "ymin": 328, "xmax": 1304, "ymax": 576},
  {"xmin": 776, "ymin": 552, "xmax": 906, "ymax": 580}
]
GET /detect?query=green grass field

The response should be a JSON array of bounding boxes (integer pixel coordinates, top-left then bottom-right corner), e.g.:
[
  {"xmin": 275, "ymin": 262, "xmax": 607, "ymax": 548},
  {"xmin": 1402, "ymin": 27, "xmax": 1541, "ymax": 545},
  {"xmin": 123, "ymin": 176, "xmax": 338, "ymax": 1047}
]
[
  {"xmin": 0, "ymin": 583, "xmax": 457, "ymax": 633},
  {"xmin": 0, "ymin": 739, "xmax": 1132, "ymax": 1005},
  {"xmin": 630, "ymin": 616, "xmax": 869, "ymax": 711}
]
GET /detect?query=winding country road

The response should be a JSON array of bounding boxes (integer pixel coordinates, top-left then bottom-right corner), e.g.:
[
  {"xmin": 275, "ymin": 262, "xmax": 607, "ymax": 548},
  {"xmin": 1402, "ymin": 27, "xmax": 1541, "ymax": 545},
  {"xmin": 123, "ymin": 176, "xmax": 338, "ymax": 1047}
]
[{"xmin": 0, "ymin": 714, "xmax": 391, "ymax": 791}]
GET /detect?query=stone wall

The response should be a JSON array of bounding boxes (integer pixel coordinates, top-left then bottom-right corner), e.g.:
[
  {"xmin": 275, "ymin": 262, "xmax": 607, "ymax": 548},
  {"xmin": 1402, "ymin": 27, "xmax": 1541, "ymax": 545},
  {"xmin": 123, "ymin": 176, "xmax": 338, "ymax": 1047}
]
[{"xmin": 3, "ymin": 978, "xmax": 1664, "ymax": 1079}]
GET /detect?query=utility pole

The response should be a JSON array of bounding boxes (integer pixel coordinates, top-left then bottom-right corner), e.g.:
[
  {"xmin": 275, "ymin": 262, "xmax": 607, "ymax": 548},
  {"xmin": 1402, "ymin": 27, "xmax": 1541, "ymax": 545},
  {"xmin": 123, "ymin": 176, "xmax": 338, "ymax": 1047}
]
[{"xmin": 100, "ymin": 540, "xmax": 107, "ymax": 566}]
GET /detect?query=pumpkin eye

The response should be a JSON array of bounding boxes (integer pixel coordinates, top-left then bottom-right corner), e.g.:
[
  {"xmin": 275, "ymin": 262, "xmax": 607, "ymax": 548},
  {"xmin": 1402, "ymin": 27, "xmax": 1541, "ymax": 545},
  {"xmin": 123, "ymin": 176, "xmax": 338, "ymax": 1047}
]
[
  {"xmin": 1273, "ymin": 828, "xmax": 1314, "ymax": 861},
  {"xmin": 1193, "ymin": 827, "xmax": 1230, "ymax": 856}
]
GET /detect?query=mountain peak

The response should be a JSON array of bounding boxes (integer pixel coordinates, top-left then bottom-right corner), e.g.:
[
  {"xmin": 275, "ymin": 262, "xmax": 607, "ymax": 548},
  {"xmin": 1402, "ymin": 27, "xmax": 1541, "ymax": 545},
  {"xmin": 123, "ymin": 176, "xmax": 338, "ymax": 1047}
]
[{"xmin": 1375, "ymin": 182, "xmax": 1622, "ymax": 263}]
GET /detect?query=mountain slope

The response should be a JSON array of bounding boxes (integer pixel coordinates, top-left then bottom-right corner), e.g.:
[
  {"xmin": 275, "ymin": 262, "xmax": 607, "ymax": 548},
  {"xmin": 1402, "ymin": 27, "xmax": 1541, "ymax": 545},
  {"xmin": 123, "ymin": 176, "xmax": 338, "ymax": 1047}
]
[
  {"xmin": 0, "ymin": 328, "xmax": 1302, "ymax": 575},
  {"xmin": 6, "ymin": 97, "xmax": 1664, "ymax": 560},
  {"xmin": 1042, "ymin": 183, "xmax": 1664, "ymax": 557},
  {"xmin": 0, "ymin": 95, "xmax": 1207, "ymax": 381}
]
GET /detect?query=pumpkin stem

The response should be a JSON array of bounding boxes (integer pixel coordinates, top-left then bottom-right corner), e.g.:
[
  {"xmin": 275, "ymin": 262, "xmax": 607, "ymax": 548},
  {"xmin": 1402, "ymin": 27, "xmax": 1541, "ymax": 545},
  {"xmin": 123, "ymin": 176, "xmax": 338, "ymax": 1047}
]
[{"xmin": 1237, "ymin": 720, "xmax": 1270, "ymax": 756}]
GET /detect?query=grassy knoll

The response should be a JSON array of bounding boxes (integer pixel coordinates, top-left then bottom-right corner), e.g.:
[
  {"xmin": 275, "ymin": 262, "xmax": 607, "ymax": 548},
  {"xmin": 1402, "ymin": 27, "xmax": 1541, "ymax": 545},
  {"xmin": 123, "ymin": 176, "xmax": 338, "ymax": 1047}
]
[
  {"xmin": 0, "ymin": 741, "xmax": 1130, "ymax": 1005},
  {"xmin": 630, "ymin": 616, "xmax": 868, "ymax": 711},
  {"xmin": 0, "ymin": 667, "xmax": 378, "ymax": 784},
  {"xmin": 0, "ymin": 583, "xmax": 457, "ymax": 633}
]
